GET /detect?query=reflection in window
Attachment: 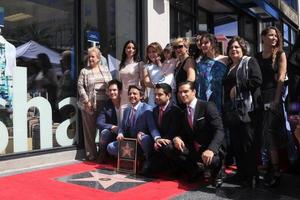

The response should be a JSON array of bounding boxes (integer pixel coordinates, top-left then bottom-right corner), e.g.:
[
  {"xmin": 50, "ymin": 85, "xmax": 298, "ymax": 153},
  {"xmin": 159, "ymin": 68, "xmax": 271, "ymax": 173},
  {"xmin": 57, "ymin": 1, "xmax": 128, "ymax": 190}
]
[
  {"xmin": 283, "ymin": 23, "xmax": 289, "ymax": 41},
  {"xmin": 197, "ymin": 9, "xmax": 207, "ymax": 32},
  {"xmin": 214, "ymin": 15, "xmax": 238, "ymax": 37},
  {"xmin": 82, "ymin": 0, "xmax": 136, "ymax": 61},
  {"xmin": 170, "ymin": 0, "xmax": 195, "ymax": 38},
  {"xmin": 0, "ymin": 0, "xmax": 76, "ymax": 155}
]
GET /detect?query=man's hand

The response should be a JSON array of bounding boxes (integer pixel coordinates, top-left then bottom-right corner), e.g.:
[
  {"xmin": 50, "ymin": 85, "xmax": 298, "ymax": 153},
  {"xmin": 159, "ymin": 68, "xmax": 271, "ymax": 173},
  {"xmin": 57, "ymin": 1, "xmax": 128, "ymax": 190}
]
[
  {"xmin": 111, "ymin": 125, "xmax": 118, "ymax": 133},
  {"xmin": 116, "ymin": 133, "xmax": 124, "ymax": 141},
  {"xmin": 173, "ymin": 137, "xmax": 185, "ymax": 152},
  {"xmin": 137, "ymin": 132, "xmax": 145, "ymax": 145},
  {"xmin": 155, "ymin": 138, "xmax": 171, "ymax": 150},
  {"xmin": 201, "ymin": 149, "xmax": 214, "ymax": 166}
]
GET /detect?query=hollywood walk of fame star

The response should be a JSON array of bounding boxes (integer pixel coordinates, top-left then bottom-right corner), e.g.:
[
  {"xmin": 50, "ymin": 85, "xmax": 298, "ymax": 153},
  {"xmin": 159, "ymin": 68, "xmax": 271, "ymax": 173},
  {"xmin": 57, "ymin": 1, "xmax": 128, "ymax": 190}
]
[
  {"xmin": 69, "ymin": 171, "xmax": 144, "ymax": 189},
  {"xmin": 121, "ymin": 142, "xmax": 134, "ymax": 158}
]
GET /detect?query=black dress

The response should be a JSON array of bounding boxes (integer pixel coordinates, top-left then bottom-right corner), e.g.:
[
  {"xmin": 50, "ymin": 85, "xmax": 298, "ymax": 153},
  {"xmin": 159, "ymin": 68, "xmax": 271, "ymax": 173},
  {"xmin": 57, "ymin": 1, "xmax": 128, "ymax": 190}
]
[
  {"xmin": 174, "ymin": 56, "xmax": 195, "ymax": 107},
  {"xmin": 255, "ymin": 52, "xmax": 286, "ymax": 150}
]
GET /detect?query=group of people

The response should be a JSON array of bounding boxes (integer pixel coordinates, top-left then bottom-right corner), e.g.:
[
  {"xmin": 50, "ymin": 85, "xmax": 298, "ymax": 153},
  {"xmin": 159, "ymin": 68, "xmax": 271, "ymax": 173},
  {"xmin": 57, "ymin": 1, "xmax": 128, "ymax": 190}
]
[{"xmin": 77, "ymin": 26, "xmax": 300, "ymax": 188}]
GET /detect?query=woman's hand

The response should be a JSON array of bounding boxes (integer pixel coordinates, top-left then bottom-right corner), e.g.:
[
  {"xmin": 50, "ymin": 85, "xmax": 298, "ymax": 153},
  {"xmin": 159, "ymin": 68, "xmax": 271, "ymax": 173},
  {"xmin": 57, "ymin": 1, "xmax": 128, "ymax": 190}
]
[{"xmin": 84, "ymin": 101, "xmax": 93, "ymax": 112}]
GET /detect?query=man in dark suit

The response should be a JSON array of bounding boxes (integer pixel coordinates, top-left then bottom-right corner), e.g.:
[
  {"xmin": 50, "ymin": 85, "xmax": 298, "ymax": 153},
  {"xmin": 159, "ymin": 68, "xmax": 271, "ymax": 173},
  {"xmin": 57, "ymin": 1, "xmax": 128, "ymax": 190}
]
[
  {"xmin": 107, "ymin": 85, "xmax": 160, "ymax": 160},
  {"xmin": 96, "ymin": 79, "xmax": 122, "ymax": 163},
  {"xmin": 169, "ymin": 81, "xmax": 225, "ymax": 184},
  {"xmin": 141, "ymin": 83, "xmax": 184, "ymax": 176}
]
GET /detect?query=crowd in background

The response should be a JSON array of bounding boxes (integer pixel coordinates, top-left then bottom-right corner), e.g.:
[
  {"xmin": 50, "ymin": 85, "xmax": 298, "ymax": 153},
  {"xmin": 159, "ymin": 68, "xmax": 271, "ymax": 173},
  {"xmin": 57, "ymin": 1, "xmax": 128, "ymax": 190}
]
[{"xmin": 77, "ymin": 26, "xmax": 300, "ymax": 188}]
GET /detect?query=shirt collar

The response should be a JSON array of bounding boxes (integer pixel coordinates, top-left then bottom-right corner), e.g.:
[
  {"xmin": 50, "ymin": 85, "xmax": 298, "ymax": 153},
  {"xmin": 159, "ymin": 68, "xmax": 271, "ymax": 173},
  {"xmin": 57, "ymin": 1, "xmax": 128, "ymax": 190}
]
[
  {"xmin": 188, "ymin": 98, "xmax": 197, "ymax": 110},
  {"xmin": 160, "ymin": 100, "xmax": 170, "ymax": 111},
  {"xmin": 132, "ymin": 101, "xmax": 141, "ymax": 111}
]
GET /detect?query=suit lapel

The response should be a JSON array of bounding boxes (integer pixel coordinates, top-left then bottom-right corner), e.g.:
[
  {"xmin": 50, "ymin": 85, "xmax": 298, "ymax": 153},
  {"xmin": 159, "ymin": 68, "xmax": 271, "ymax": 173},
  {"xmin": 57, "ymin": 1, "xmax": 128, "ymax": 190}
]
[
  {"xmin": 193, "ymin": 100, "xmax": 202, "ymax": 128},
  {"xmin": 124, "ymin": 107, "xmax": 131, "ymax": 127},
  {"xmin": 134, "ymin": 102, "xmax": 142, "ymax": 127}
]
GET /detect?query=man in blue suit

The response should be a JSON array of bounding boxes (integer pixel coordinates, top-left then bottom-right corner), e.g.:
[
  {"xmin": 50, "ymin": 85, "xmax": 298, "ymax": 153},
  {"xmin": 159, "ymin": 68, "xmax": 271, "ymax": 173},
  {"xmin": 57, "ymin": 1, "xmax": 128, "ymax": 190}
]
[
  {"xmin": 107, "ymin": 85, "xmax": 160, "ymax": 160},
  {"xmin": 96, "ymin": 79, "xmax": 122, "ymax": 163}
]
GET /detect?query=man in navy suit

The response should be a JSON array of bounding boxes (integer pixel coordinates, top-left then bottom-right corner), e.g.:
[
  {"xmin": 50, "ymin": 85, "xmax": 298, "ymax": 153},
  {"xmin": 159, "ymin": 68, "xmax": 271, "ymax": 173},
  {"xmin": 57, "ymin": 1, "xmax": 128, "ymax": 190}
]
[
  {"xmin": 96, "ymin": 79, "xmax": 122, "ymax": 163},
  {"xmin": 141, "ymin": 83, "xmax": 184, "ymax": 176},
  {"xmin": 169, "ymin": 81, "xmax": 225, "ymax": 184},
  {"xmin": 107, "ymin": 85, "xmax": 160, "ymax": 160}
]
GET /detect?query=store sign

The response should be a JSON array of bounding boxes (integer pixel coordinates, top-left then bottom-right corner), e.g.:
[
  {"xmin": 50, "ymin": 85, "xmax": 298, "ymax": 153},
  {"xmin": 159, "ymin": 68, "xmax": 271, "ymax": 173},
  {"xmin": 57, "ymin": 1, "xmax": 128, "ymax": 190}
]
[
  {"xmin": 0, "ymin": 67, "xmax": 78, "ymax": 153},
  {"xmin": 87, "ymin": 31, "xmax": 100, "ymax": 43}
]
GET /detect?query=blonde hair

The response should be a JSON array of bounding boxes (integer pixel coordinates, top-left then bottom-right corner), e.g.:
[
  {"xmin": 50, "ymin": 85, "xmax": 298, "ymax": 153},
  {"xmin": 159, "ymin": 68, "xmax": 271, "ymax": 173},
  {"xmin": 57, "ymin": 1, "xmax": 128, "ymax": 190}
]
[
  {"xmin": 172, "ymin": 37, "xmax": 190, "ymax": 48},
  {"xmin": 87, "ymin": 47, "xmax": 101, "ymax": 59}
]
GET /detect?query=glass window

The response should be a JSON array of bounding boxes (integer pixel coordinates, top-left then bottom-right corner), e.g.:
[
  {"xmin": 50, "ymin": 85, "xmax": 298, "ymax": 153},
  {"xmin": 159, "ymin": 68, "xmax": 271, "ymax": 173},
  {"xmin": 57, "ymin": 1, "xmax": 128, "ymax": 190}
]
[
  {"xmin": 170, "ymin": 0, "xmax": 195, "ymax": 38},
  {"xmin": 197, "ymin": 9, "xmax": 207, "ymax": 32},
  {"xmin": 0, "ymin": 0, "xmax": 76, "ymax": 156},
  {"xmin": 170, "ymin": 0, "xmax": 193, "ymax": 13},
  {"xmin": 283, "ymin": 23, "xmax": 289, "ymax": 41},
  {"xmin": 291, "ymin": 28, "xmax": 297, "ymax": 45},
  {"xmin": 214, "ymin": 15, "xmax": 238, "ymax": 37},
  {"xmin": 82, "ymin": 0, "xmax": 136, "ymax": 63}
]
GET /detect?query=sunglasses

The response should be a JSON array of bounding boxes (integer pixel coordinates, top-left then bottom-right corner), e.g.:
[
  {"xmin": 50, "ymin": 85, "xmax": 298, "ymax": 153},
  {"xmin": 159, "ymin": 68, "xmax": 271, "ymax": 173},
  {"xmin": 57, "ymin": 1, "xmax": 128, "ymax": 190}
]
[{"xmin": 173, "ymin": 45, "xmax": 184, "ymax": 49}]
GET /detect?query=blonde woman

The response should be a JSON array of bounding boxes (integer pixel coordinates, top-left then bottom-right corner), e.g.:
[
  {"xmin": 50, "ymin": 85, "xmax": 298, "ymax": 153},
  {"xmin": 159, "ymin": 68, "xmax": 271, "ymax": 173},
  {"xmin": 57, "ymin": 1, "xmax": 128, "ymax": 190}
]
[
  {"xmin": 78, "ymin": 47, "xmax": 112, "ymax": 161},
  {"xmin": 172, "ymin": 38, "xmax": 196, "ymax": 106}
]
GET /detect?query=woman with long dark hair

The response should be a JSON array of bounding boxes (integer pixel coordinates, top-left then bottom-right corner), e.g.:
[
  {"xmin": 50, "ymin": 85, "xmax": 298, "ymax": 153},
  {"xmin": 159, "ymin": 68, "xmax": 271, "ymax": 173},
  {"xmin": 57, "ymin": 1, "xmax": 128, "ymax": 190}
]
[
  {"xmin": 256, "ymin": 26, "xmax": 287, "ymax": 187},
  {"xmin": 195, "ymin": 33, "xmax": 227, "ymax": 112},
  {"xmin": 118, "ymin": 40, "xmax": 144, "ymax": 109}
]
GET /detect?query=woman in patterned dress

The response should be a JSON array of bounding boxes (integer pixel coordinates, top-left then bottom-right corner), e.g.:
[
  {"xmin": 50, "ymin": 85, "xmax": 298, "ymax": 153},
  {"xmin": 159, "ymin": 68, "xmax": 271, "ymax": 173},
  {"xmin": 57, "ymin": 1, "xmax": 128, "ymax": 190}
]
[
  {"xmin": 195, "ymin": 33, "xmax": 227, "ymax": 112},
  {"xmin": 78, "ymin": 47, "xmax": 112, "ymax": 161}
]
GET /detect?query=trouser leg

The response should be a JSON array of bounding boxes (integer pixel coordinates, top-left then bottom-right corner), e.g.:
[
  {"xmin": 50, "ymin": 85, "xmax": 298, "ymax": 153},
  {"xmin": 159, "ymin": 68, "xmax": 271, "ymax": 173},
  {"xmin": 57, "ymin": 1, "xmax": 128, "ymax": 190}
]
[{"xmin": 82, "ymin": 111, "xmax": 97, "ymax": 159}]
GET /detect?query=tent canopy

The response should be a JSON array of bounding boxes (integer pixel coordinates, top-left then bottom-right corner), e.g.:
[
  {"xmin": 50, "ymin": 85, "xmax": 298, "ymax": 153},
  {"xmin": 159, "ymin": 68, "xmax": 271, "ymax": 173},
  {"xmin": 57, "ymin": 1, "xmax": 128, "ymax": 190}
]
[{"xmin": 16, "ymin": 40, "xmax": 60, "ymax": 65}]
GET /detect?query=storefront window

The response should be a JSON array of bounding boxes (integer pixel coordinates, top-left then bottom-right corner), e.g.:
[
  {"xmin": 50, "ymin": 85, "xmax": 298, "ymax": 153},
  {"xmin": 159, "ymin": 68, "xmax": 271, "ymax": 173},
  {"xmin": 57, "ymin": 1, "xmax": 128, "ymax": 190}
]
[
  {"xmin": 170, "ymin": 0, "xmax": 195, "ymax": 38},
  {"xmin": 0, "ymin": 0, "xmax": 76, "ymax": 156},
  {"xmin": 283, "ymin": 22, "xmax": 297, "ymax": 54},
  {"xmin": 82, "ymin": 0, "xmax": 137, "ymax": 63},
  {"xmin": 214, "ymin": 15, "xmax": 238, "ymax": 37},
  {"xmin": 197, "ymin": 9, "xmax": 207, "ymax": 32}
]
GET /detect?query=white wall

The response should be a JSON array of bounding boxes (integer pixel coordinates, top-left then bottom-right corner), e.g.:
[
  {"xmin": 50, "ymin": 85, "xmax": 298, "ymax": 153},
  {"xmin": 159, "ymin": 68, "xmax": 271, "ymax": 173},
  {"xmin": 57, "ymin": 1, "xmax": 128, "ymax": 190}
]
[{"xmin": 145, "ymin": 0, "xmax": 170, "ymax": 48}]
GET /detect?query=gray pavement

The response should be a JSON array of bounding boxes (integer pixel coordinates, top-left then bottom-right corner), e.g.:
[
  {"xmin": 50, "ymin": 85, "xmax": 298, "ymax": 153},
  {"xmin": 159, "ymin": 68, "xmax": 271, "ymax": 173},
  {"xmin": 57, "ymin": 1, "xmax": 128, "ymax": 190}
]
[{"xmin": 172, "ymin": 173, "xmax": 300, "ymax": 200}]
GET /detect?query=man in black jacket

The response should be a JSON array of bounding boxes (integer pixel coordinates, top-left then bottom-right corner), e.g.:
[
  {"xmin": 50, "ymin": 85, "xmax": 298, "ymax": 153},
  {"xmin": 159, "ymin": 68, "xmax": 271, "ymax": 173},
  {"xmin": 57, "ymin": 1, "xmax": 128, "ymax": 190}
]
[
  {"xmin": 96, "ymin": 79, "xmax": 122, "ymax": 163},
  {"xmin": 167, "ymin": 81, "xmax": 225, "ymax": 184},
  {"xmin": 141, "ymin": 83, "xmax": 184, "ymax": 176}
]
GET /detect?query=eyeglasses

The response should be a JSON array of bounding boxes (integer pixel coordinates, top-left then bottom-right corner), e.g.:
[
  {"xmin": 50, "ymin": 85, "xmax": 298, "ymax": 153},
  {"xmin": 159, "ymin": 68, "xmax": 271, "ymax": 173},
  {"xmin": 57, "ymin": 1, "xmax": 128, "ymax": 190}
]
[{"xmin": 173, "ymin": 45, "xmax": 184, "ymax": 50}]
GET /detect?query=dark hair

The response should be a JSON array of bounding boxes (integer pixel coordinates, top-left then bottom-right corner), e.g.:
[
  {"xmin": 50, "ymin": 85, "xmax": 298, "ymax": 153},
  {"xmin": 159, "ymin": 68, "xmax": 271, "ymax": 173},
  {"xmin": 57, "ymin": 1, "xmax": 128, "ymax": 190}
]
[
  {"xmin": 128, "ymin": 85, "xmax": 144, "ymax": 96},
  {"xmin": 37, "ymin": 53, "xmax": 52, "ymax": 74},
  {"xmin": 178, "ymin": 81, "xmax": 195, "ymax": 91},
  {"xmin": 155, "ymin": 83, "xmax": 172, "ymax": 95},
  {"xmin": 163, "ymin": 43, "xmax": 176, "ymax": 59},
  {"xmin": 200, "ymin": 33, "xmax": 220, "ymax": 56},
  {"xmin": 226, "ymin": 36, "xmax": 248, "ymax": 65},
  {"xmin": 119, "ymin": 40, "xmax": 139, "ymax": 70},
  {"xmin": 108, "ymin": 79, "xmax": 122, "ymax": 91},
  {"xmin": 261, "ymin": 26, "xmax": 283, "ymax": 66},
  {"xmin": 261, "ymin": 26, "xmax": 283, "ymax": 51}
]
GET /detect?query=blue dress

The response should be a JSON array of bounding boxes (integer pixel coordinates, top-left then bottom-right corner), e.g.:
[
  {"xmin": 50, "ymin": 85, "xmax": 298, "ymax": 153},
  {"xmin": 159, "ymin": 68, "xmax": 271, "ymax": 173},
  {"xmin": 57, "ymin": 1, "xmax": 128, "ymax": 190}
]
[{"xmin": 195, "ymin": 57, "xmax": 227, "ymax": 112}]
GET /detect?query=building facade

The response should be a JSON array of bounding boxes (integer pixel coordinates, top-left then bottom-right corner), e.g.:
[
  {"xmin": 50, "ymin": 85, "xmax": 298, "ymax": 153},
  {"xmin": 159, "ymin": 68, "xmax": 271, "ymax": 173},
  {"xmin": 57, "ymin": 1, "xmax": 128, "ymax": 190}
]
[{"xmin": 0, "ymin": 0, "xmax": 299, "ymax": 169}]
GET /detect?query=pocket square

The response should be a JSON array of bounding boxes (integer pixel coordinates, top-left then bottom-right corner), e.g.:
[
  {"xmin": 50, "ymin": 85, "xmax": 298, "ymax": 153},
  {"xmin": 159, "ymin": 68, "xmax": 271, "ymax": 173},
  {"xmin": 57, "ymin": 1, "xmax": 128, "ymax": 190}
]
[{"xmin": 197, "ymin": 117, "xmax": 205, "ymax": 121}]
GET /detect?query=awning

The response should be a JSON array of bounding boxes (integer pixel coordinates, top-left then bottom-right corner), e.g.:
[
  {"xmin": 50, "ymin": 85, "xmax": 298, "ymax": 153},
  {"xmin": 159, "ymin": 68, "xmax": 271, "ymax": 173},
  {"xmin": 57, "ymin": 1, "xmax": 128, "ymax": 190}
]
[{"xmin": 227, "ymin": 0, "xmax": 279, "ymax": 21}]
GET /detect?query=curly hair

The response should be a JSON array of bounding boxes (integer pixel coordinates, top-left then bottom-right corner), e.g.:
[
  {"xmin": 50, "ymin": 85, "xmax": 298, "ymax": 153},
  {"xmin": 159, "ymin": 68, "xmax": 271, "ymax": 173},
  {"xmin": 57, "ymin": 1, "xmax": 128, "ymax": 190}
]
[{"xmin": 226, "ymin": 36, "xmax": 249, "ymax": 66}]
